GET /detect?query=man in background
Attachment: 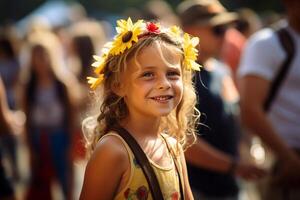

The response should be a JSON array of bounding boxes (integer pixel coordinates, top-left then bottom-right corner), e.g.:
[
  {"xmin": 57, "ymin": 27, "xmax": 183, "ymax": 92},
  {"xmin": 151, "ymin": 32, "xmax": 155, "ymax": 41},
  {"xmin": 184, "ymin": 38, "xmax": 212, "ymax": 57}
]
[
  {"xmin": 239, "ymin": 0, "xmax": 300, "ymax": 199},
  {"xmin": 177, "ymin": 0, "xmax": 265, "ymax": 199}
]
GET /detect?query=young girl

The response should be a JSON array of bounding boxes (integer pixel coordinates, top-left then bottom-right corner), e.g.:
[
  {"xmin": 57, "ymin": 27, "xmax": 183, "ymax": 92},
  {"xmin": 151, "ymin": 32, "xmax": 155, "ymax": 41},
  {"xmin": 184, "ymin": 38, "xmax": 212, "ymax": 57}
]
[{"xmin": 80, "ymin": 18, "xmax": 201, "ymax": 200}]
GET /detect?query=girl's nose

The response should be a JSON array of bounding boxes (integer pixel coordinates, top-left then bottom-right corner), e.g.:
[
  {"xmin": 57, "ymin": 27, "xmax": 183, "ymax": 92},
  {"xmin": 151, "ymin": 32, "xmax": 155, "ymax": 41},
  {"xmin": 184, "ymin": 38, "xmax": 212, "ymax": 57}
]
[{"xmin": 157, "ymin": 76, "xmax": 171, "ymax": 90}]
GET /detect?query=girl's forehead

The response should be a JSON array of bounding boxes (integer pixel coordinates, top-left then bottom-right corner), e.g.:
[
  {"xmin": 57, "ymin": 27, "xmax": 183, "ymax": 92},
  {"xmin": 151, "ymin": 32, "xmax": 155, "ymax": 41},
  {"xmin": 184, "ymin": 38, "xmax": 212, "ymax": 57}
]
[
  {"xmin": 135, "ymin": 41, "xmax": 182, "ymax": 68},
  {"xmin": 158, "ymin": 41, "xmax": 182, "ymax": 61}
]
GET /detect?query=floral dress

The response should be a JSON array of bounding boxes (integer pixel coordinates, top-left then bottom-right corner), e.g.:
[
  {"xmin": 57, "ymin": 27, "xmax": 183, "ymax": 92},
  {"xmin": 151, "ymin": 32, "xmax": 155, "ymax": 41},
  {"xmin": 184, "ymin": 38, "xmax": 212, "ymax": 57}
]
[{"xmin": 100, "ymin": 133, "xmax": 183, "ymax": 200}]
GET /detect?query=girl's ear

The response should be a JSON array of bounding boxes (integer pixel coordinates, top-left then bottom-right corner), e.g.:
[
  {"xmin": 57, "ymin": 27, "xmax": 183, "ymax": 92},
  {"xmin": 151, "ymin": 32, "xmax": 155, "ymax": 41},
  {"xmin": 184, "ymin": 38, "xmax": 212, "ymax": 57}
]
[{"xmin": 112, "ymin": 82, "xmax": 125, "ymax": 97}]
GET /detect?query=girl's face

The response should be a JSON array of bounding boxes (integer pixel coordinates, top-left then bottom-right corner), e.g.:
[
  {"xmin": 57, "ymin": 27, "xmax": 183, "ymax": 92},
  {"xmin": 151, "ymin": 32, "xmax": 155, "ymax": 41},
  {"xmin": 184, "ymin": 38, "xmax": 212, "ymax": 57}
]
[{"xmin": 119, "ymin": 41, "xmax": 183, "ymax": 119}]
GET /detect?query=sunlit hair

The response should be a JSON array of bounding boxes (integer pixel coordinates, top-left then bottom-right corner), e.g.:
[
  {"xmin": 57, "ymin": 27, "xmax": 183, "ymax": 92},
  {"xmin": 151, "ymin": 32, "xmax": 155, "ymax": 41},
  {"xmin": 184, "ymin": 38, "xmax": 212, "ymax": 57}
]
[{"xmin": 83, "ymin": 31, "xmax": 199, "ymax": 156}]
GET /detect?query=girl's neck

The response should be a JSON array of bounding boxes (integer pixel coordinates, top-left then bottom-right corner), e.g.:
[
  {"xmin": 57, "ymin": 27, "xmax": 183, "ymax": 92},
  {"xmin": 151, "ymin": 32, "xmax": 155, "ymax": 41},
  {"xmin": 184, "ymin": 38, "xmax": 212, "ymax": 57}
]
[{"xmin": 121, "ymin": 115, "xmax": 161, "ymax": 139}]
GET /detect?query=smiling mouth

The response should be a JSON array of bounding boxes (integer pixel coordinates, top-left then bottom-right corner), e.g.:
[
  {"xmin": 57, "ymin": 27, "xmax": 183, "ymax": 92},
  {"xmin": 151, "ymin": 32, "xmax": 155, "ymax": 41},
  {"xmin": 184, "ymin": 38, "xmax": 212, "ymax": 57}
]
[{"xmin": 150, "ymin": 95, "xmax": 173, "ymax": 102}]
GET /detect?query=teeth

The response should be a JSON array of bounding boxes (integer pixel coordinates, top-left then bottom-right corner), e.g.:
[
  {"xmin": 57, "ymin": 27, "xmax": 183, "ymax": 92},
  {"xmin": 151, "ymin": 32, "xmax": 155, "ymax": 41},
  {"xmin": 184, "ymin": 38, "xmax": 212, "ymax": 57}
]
[{"xmin": 152, "ymin": 96, "xmax": 171, "ymax": 101}]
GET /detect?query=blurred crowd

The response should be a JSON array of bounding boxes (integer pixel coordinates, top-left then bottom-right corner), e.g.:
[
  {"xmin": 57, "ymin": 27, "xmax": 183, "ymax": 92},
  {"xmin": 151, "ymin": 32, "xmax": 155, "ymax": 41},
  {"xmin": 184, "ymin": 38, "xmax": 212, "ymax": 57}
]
[{"xmin": 0, "ymin": 0, "xmax": 299, "ymax": 200}]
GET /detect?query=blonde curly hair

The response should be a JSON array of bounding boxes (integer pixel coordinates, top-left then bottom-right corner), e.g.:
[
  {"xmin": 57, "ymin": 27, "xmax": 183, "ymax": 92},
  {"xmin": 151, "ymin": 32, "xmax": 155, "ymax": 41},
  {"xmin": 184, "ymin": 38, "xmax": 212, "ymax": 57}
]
[{"xmin": 82, "ymin": 32, "xmax": 199, "ymax": 156}]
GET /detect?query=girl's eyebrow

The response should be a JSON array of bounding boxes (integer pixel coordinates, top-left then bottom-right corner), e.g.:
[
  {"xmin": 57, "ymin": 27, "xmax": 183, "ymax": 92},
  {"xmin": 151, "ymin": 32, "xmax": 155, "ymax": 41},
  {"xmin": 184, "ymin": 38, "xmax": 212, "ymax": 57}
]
[
  {"xmin": 132, "ymin": 65, "xmax": 155, "ymax": 76},
  {"xmin": 140, "ymin": 64, "xmax": 181, "ymax": 70},
  {"xmin": 140, "ymin": 65, "xmax": 157, "ymax": 70}
]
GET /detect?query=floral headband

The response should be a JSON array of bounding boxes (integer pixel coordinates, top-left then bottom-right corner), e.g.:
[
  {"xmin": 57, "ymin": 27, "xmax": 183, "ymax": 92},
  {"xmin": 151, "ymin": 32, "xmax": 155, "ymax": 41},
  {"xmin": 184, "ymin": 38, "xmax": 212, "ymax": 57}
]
[{"xmin": 87, "ymin": 18, "xmax": 201, "ymax": 89}]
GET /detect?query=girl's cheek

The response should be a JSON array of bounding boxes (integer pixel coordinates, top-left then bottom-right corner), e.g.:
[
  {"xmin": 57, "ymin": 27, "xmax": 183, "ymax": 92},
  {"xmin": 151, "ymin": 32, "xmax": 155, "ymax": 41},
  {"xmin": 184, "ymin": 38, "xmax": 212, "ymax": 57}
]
[
  {"xmin": 174, "ymin": 82, "xmax": 184, "ymax": 98},
  {"xmin": 176, "ymin": 80, "xmax": 184, "ymax": 90}
]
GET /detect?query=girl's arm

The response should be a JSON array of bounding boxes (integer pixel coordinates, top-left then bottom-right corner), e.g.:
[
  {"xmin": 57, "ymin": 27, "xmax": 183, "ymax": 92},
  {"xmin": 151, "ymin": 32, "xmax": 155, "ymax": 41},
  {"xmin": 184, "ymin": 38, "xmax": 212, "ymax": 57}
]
[
  {"xmin": 179, "ymin": 145, "xmax": 194, "ymax": 200},
  {"xmin": 80, "ymin": 135, "xmax": 129, "ymax": 200}
]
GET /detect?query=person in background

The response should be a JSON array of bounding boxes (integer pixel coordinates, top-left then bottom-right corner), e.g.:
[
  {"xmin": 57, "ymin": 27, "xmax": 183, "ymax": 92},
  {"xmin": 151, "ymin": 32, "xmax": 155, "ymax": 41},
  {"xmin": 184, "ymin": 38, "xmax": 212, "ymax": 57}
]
[
  {"xmin": 238, "ymin": 0, "xmax": 300, "ymax": 199},
  {"xmin": 177, "ymin": 0, "xmax": 266, "ymax": 199},
  {"xmin": 67, "ymin": 20, "xmax": 107, "ymax": 81},
  {"xmin": 0, "ymin": 76, "xmax": 16, "ymax": 200},
  {"xmin": 124, "ymin": 0, "xmax": 179, "ymax": 27},
  {"xmin": 220, "ymin": 8, "xmax": 263, "ymax": 84},
  {"xmin": 235, "ymin": 8, "xmax": 262, "ymax": 39},
  {"xmin": 0, "ymin": 32, "xmax": 21, "ymax": 182},
  {"xmin": 221, "ymin": 8, "xmax": 262, "ymax": 85},
  {"xmin": 220, "ymin": 27, "xmax": 246, "ymax": 81},
  {"xmin": 20, "ymin": 30, "xmax": 76, "ymax": 200}
]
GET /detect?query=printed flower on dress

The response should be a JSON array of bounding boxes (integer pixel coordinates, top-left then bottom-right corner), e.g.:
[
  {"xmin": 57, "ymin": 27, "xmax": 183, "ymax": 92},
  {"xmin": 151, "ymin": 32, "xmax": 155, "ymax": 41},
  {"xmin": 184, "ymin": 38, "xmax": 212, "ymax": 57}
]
[
  {"xmin": 171, "ymin": 191, "xmax": 179, "ymax": 200},
  {"xmin": 136, "ymin": 186, "xmax": 148, "ymax": 200},
  {"xmin": 124, "ymin": 186, "xmax": 149, "ymax": 200},
  {"xmin": 124, "ymin": 188, "xmax": 131, "ymax": 199}
]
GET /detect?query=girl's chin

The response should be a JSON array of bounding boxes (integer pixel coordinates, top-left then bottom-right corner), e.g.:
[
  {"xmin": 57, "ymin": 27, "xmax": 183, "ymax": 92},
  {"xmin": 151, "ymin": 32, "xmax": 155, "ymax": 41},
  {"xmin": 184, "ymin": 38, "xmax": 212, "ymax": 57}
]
[{"xmin": 154, "ymin": 109, "xmax": 174, "ymax": 117}]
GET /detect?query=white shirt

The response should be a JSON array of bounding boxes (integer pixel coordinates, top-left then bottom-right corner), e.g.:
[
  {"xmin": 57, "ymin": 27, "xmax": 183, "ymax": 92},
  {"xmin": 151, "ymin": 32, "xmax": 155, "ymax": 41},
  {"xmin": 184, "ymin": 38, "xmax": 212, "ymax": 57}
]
[
  {"xmin": 31, "ymin": 84, "xmax": 64, "ymax": 128},
  {"xmin": 238, "ymin": 22, "xmax": 300, "ymax": 148}
]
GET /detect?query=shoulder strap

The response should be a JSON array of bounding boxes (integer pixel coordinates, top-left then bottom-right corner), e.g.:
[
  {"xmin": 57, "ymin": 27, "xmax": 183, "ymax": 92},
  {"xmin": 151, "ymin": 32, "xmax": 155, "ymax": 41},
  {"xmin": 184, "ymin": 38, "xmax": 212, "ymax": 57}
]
[
  {"xmin": 110, "ymin": 126, "xmax": 164, "ymax": 200},
  {"xmin": 264, "ymin": 27, "xmax": 295, "ymax": 111},
  {"xmin": 161, "ymin": 134, "xmax": 185, "ymax": 200}
]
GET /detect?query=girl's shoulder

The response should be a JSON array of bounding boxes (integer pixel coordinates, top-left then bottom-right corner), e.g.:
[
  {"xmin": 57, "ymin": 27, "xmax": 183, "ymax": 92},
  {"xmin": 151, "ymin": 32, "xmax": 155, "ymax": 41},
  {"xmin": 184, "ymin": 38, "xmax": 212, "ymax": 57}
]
[
  {"xmin": 82, "ymin": 132, "xmax": 132, "ymax": 199},
  {"xmin": 88, "ymin": 131, "xmax": 130, "ymax": 172},
  {"xmin": 94, "ymin": 131, "xmax": 130, "ymax": 160}
]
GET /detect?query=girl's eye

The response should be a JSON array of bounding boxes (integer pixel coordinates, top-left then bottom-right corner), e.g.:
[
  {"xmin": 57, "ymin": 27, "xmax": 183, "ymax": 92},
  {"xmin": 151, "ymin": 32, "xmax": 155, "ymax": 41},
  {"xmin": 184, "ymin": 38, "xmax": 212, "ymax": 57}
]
[
  {"xmin": 167, "ymin": 71, "xmax": 181, "ymax": 78},
  {"xmin": 141, "ymin": 72, "xmax": 154, "ymax": 78}
]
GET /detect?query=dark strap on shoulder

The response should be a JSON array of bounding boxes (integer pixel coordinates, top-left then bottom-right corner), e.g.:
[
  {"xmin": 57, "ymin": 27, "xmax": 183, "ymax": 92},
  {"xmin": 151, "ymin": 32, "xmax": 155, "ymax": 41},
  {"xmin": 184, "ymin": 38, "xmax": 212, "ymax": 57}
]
[
  {"xmin": 110, "ymin": 126, "xmax": 164, "ymax": 200},
  {"xmin": 264, "ymin": 27, "xmax": 295, "ymax": 111}
]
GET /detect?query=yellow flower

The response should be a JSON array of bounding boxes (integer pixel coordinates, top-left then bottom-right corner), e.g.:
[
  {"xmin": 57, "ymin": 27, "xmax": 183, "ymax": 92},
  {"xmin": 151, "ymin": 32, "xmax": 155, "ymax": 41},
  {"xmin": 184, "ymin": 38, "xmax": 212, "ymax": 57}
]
[
  {"xmin": 182, "ymin": 33, "xmax": 201, "ymax": 71},
  {"xmin": 86, "ymin": 19, "xmax": 202, "ymax": 89},
  {"xmin": 91, "ymin": 41, "xmax": 112, "ymax": 74},
  {"xmin": 109, "ymin": 18, "xmax": 144, "ymax": 55},
  {"xmin": 87, "ymin": 74, "xmax": 105, "ymax": 90},
  {"xmin": 91, "ymin": 55, "xmax": 107, "ymax": 74},
  {"xmin": 102, "ymin": 42, "xmax": 113, "ymax": 54},
  {"xmin": 167, "ymin": 26, "xmax": 182, "ymax": 41}
]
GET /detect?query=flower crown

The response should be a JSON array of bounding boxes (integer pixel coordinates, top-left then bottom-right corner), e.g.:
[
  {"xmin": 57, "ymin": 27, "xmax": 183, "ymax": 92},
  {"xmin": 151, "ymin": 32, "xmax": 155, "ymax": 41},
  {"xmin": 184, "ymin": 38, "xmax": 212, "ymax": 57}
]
[{"xmin": 87, "ymin": 18, "xmax": 201, "ymax": 89}]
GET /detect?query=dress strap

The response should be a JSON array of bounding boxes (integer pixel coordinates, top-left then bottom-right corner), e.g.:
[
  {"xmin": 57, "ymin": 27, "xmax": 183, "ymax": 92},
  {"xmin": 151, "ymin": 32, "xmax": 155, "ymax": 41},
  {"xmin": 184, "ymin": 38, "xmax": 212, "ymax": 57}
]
[
  {"xmin": 110, "ymin": 126, "xmax": 164, "ymax": 200},
  {"xmin": 160, "ymin": 134, "xmax": 185, "ymax": 200}
]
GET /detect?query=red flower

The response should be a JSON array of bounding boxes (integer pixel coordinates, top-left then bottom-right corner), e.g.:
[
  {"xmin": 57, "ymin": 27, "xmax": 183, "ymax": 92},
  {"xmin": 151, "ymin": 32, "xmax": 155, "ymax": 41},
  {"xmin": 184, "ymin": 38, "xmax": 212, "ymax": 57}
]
[
  {"xmin": 146, "ymin": 22, "xmax": 160, "ymax": 33},
  {"xmin": 124, "ymin": 188, "xmax": 130, "ymax": 198},
  {"xmin": 136, "ymin": 186, "xmax": 148, "ymax": 200},
  {"xmin": 171, "ymin": 191, "xmax": 179, "ymax": 200}
]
